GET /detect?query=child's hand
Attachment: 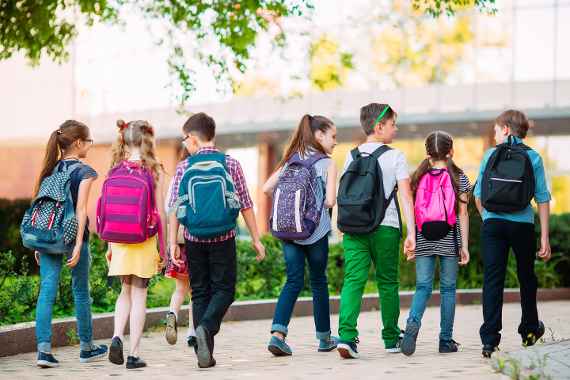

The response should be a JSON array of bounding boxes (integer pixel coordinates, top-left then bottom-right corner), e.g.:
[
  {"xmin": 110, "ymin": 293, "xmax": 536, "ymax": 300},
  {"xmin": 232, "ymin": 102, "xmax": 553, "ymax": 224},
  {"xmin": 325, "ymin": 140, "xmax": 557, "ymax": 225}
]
[
  {"xmin": 66, "ymin": 245, "xmax": 81, "ymax": 268},
  {"xmin": 252, "ymin": 239, "xmax": 265, "ymax": 262},
  {"xmin": 537, "ymin": 236, "xmax": 551, "ymax": 262},
  {"xmin": 405, "ymin": 251, "xmax": 415, "ymax": 262},
  {"xmin": 105, "ymin": 248, "xmax": 112, "ymax": 263},
  {"xmin": 459, "ymin": 247, "xmax": 470, "ymax": 266},
  {"xmin": 170, "ymin": 243, "xmax": 185, "ymax": 268},
  {"xmin": 34, "ymin": 251, "xmax": 40, "ymax": 266},
  {"xmin": 403, "ymin": 234, "xmax": 415, "ymax": 256}
]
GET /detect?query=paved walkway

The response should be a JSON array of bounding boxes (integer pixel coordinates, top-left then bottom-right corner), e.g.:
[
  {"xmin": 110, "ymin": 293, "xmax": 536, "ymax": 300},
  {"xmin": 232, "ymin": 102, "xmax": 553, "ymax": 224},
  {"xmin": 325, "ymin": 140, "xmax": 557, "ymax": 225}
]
[{"xmin": 1, "ymin": 301, "xmax": 569, "ymax": 379}]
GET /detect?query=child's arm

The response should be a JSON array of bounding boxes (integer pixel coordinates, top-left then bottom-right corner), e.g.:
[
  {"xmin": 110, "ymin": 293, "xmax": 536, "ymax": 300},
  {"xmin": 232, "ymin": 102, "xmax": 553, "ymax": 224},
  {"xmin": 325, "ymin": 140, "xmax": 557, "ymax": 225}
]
[
  {"xmin": 458, "ymin": 192, "xmax": 470, "ymax": 265},
  {"xmin": 398, "ymin": 178, "xmax": 416, "ymax": 259},
  {"xmin": 155, "ymin": 173, "xmax": 167, "ymax": 265},
  {"xmin": 324, "ymin": 162, "xmax": 337, "ymax": 208},
  {"xmin": 474, "ymin": 197, "xmax": 483, "ymax": 216},
  {"xmin": 67, "ymin": 177, "xmax": 95, "ymax": 268},
  {"xmin": 241, "ymin": 208, "xmax": 266, "ymax": 261},
  {"xmin": 537, "ymin": 202, "xmax": 551, "ymax": 261},
  {"xmin": 262, "ymin": 170, "xmax": 280, "ymax": 196}
]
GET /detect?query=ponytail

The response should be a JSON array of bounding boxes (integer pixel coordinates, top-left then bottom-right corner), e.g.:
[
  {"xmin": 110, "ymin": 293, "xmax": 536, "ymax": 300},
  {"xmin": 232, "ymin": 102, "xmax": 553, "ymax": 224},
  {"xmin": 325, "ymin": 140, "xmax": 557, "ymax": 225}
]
[{"xmin": 278, "ymin": 114, "xmax": 333, "ymax": 168}]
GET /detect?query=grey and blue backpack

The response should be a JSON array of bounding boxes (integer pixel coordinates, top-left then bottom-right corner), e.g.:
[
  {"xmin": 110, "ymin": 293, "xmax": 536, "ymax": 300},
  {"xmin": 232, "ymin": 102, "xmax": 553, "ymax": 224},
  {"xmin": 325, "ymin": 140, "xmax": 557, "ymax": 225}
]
[
  {"xmin": 20, "ymin": 162, "xmax": 80, "ymax": 254},
  {"xmin": 269, "ymin": 153, "xmax": 327, "ymax": 241},
  {"xmin": 175, "ymin": 152, "xmax": 241, "ymax": 238}
]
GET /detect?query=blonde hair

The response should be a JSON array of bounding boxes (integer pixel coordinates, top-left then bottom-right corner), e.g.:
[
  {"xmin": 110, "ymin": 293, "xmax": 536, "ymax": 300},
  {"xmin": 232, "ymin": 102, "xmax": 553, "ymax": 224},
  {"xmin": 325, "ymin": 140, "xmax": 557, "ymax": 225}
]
[{"xmin": 110, "ymin": 119, "xmax": 163, "ymax": 184}]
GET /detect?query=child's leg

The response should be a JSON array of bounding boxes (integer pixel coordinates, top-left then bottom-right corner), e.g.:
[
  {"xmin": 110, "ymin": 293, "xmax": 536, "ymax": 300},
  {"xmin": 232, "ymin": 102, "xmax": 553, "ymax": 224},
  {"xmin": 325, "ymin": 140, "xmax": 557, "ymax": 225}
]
[
  {"xmin": 187, "ymin": 242, "xmax": 211, "ymax": 330},
  {"xmin": 407, "ymin": 256, "xmax": 436, "ymax": 326},
  {"xmin": 479, "ymin": 220, "xmax": 510, "ymax": 347},
  {"xmin": 170, "ymin": 277, "xmax": 190, "ymax": 318},
  {"xmin": 35, "ymin": 253, "xmax": 63, "ymax": 353},
  {"xmin": 338, "ymin": 233, "xmax": 371, "ymax": 343},
  {"xmin": 271, "ymin": 241, "xmax": 306, "ymax": 338},
  {"xmin": 113, "ymin": 278, "xmax": 133, "ymax": 340},
  {"xmin": 439, "ymin": 256, "xmax": 459, "ymax": 342},
  {"xmin": 509, "ymin": 222, "xmax": 539, "ymax": 336},
  {"xmin": 128, "ymin": 277, "xmax": 149, "ymax": 357},
  {"xmin": 70, "ymin": 244, "xmax": 96, "ymax": 351},
  {"xmin": 306, "ymin": 236, "xmax": 332, "ymax": 340}
]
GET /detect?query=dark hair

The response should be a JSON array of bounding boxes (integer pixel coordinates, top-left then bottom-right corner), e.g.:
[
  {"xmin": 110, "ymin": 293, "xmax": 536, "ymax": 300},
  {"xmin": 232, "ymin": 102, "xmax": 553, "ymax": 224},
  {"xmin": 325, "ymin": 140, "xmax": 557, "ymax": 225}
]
[
  {"xmin": 183, "ymin": 112, "xmax": 216, "ymax": 142},
  {"xmin": 34, "ymin": 120, "xmax": 90, "ymax": 196},
  {"xmin": 360, "ymin": 103, "xmax": 397, "ymax": 136},
  {"xmin": 496, "ymin": 109, "xmax": 531, "ymax": 138},
  {"xmin": 279, "ymin": 114, "xmax": 334, "ymax": 168},
  {"xmin": 411, "ymin": 131, "xmax": 466, "ymax": 207}
]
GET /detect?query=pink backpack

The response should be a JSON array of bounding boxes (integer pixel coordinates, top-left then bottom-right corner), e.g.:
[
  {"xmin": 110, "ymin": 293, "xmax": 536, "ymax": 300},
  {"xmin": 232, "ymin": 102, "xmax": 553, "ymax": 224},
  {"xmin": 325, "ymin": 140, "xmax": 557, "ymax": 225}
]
[
  {"xmin": 414, "ymin": 168, "xmax": 457, "ymax": 241},
  {"xmin": 97, "ymin": 161, "xmax": 164, "ymax": 258}
]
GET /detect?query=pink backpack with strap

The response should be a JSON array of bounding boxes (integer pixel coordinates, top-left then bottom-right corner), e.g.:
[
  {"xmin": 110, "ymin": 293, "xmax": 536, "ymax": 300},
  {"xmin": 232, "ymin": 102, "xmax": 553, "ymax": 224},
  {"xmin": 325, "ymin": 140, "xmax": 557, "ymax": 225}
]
[
  {"xmin": 414, "ymin": 168, "xmax": 457, "ymax": 241},
  {"xmin": 96, "ymin": 161, "xmax": 164, "ymax": 258}
]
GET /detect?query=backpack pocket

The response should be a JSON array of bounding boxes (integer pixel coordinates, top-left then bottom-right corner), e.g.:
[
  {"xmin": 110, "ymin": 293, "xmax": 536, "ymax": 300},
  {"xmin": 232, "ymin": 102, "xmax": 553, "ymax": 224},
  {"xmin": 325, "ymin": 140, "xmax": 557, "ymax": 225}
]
[
  {"xmin": 487, "ymin": 177, "xmax": 525, "ymax": 209},
  {"xmin": 337, "ymin": 196, "xmax": 374, "ymax": 228},
  {"xmin": 420, "ymin": 221, "xmax": 451, "ymax": 241}
]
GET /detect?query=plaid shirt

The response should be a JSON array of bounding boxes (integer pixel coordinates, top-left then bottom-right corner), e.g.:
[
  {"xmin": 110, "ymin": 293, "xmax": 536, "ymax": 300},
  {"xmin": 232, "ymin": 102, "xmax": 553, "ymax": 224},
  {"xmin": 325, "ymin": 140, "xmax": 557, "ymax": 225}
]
[{"xmin": 168, "ymin": 147, "xmax": 253, "ymax": 243}]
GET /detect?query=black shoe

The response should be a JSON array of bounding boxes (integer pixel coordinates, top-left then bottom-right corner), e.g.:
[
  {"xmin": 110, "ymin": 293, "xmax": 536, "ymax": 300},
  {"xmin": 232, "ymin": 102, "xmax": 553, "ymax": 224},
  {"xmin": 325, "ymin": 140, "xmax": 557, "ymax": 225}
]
[
  {"xmin": 126, "ymin": 356, "xmax": 147, "ymax": 369},
  {"xmin": 195, "ymin": 325, "xmax": 216, "ymax": 368},
  {"xmin": 521, "ymin": 321, "xmax": 545, "ymax": 347},
  {"xmin": 37, "ymin": 352, "xmax": 59, "ymax": 368},
  {"xmin": 187, "ymin": 335, "xmax": 197, "ymax": 348},
  {"xmin": 482, "ymin": 344, "xmax": 499, "ymax": 358},
  {"xmin": 439, "ymin": 339, "xmax": 460, "ymax": 353},
  {"xmin": 401, "ymin": 321, "xmax": 420, "ymax": 356},
  {"xmin": 108, "ymin": 336, "xmax": 124, "ymax": 365}
]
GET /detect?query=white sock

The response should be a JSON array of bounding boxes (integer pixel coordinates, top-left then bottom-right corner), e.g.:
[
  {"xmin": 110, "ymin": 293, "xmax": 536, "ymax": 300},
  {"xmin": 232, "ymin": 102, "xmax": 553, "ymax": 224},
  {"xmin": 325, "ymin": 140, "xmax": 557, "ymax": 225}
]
[{"xmin": 187, "ymin": 327, "xmax": 196, "ymax": 337}]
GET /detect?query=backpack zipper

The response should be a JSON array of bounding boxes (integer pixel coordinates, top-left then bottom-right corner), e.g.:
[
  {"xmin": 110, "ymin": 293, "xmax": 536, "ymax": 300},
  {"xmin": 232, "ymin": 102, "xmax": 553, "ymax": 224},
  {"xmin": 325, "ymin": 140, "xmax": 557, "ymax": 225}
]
[{"xmin": 490, "ymin": 177, "xmax": 523, "ymax": 183}]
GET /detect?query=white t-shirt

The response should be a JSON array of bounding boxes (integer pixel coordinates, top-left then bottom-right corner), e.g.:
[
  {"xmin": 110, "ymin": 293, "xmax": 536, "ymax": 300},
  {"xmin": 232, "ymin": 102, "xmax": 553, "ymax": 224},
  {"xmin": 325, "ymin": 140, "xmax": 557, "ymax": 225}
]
[{"xmin": 342, "ymin": 142, "xmax": 410, "ymax": 229}]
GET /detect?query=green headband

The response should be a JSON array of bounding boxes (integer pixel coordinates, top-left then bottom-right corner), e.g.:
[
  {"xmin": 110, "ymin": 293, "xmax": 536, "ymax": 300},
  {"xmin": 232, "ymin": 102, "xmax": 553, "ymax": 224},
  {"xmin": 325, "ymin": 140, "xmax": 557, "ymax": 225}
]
[{"xmin": 374, "ymin": 105, "xmax": 391, "ymax": 126}]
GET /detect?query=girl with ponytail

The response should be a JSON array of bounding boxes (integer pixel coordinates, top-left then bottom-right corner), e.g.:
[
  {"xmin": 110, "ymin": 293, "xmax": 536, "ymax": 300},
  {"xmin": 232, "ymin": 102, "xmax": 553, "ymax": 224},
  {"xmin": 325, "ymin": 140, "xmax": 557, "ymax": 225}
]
[
  {"xmin": 262, "ymin": 114, "xmax": 339, "ymax": 356},
  {"xmin": 105, "ymin": 120, "xmax": 166, "ymax": 369},
  {"xmin": 401, "ymin": 130, "xmax": 470, "ymax": 357},
  {"xmin": 34, "ymin": 120, "xmax": 108, "ymax": 368}
]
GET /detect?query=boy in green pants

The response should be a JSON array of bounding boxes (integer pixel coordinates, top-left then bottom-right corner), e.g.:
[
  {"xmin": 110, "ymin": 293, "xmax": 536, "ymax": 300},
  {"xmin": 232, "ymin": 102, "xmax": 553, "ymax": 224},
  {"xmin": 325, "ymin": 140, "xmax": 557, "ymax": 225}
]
[{"xmin": 336, "ymin": 103, "xmax": 416, "ymax": 359}]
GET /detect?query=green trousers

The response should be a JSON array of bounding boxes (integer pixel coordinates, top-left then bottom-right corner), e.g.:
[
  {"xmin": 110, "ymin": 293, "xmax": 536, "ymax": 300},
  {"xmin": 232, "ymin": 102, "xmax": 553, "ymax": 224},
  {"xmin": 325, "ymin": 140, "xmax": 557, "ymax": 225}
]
[{"xmin": 338, "ymin": 226, "xmax": 401, "ymax": 348}]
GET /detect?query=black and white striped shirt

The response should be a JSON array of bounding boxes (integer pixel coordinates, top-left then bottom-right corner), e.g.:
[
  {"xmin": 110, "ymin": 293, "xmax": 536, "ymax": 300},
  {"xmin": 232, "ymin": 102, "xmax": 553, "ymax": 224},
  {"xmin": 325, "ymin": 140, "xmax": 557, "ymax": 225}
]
[{"xmin": 415, "ymin": 172, "xmax": 471, "ymax": 257}]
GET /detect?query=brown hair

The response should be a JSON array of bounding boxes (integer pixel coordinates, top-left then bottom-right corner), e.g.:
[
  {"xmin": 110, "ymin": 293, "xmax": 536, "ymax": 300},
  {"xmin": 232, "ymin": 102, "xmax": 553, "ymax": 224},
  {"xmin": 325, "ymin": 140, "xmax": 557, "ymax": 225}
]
[
  {"xmin": 110, "ymin": 120, "xmax": 164, "ymax": 184},
  {"xmin": 34, "ymin": 120, "xmax": 90, "ymax": 196},
  {"xmin": 278, "ymin": 114, "xmax": 334, "ymax": 168},
  {"xmin": 183, "ymin": 112, "xmax": 216, "ymax": 142},
  {"xmin": 495, "ymin": 109, "xmax": 530, "ymax": 138},
  {"xmin": 411, "ymin": 131, "xmax": 466, "ymax": 206},
  {"xmin": 360, "ymin": 103, "xmax": 397, "ymax": 136}
]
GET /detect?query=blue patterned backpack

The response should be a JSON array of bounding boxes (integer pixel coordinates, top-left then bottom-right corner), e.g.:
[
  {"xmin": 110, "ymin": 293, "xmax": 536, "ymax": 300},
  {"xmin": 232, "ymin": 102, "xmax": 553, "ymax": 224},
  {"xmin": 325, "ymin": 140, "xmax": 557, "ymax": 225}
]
[{"xmin": 20, "ymin": 162, "xmax": 80, "ymax": 254}]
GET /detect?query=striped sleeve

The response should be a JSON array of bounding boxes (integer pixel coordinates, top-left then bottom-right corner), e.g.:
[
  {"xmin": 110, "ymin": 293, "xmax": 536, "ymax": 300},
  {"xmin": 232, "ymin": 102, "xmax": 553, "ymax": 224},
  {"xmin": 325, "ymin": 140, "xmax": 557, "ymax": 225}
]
[{"xmin": 459, "ymin": 173, "xmax": 471, "ymax": 193}]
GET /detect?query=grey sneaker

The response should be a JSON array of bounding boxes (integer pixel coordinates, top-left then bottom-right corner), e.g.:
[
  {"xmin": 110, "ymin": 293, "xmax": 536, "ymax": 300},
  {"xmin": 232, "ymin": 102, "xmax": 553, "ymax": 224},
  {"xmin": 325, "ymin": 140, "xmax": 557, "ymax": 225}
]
[
  {"xmin": 401, "ymin": 321, "xmax": 420, "ymax": 356},
  {"xmin": 165, "ymin": 312, "xmax": 177, "ymax": 345},
  {"xmin": 386, "ymin": 330, "xmax": 404, "ymax": 353},
  {"xmin": 80, "ymin": 344, "xmax": 108, "ymax": 363},
  {"xmin": 268, "ymin": 335, "xmax": 293, "ymax": 356},
  {"xmin": 318, "ymin": 336, "xmax": 339, "ymax": 352}
]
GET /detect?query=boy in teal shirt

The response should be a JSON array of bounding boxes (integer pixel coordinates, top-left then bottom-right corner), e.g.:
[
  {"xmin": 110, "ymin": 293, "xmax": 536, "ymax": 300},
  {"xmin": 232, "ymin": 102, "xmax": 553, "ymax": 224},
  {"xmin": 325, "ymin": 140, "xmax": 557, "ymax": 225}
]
[{"xmin": 474, "ymin": 110, "xmax": 551, "ymax": 358}]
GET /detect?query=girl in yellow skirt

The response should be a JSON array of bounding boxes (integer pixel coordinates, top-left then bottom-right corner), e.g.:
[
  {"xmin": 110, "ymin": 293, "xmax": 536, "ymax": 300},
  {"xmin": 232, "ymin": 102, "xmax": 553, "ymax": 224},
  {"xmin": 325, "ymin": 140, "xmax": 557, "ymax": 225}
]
[{"xmin": 105, "ymin": 120, "xmax": 166, "ymax": 369}]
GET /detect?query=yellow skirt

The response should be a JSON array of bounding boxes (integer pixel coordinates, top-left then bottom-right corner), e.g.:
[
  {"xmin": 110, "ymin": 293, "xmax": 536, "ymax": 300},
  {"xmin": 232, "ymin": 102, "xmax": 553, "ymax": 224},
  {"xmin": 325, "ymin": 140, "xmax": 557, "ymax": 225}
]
[{"xmin": 108, "ymin": 236, "xmax": 160, "ymax": 278}]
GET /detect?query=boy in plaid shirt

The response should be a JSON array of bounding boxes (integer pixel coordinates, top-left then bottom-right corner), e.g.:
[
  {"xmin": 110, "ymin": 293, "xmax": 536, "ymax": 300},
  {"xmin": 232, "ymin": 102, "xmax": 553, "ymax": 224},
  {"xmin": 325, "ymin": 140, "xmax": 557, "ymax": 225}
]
[{"xmin": 169, "ymin": 113, "xmax": 265, "ymax": 368}]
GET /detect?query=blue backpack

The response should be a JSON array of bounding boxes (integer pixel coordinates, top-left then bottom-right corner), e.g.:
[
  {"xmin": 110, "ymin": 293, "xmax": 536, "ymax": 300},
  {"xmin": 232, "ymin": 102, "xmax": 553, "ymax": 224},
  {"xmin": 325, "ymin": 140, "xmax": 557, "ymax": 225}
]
[
  {"xmin": 20, "ymin": 162, "xmax": 80, "ymax": 254},
  {"xmin": 175, "ymin": 152, "xmax": 241, "ymax": 238}
]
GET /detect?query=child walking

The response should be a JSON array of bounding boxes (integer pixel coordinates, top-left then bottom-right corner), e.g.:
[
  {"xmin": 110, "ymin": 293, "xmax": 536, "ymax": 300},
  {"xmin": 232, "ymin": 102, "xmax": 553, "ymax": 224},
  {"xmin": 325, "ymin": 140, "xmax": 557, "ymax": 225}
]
[
  {"xmin": 401, "ymin": 131, "xmax": 471, "ymax": 356},
  {"xmin": 168, "ymin": 112, "xmax": 265, "ymax": 368},
  {"xmin": 474, "ymin": 110, "xmax": 551, "ymax": 358},
  {"xmin": 102, "ymin": 120, "xmax": 166, "ymax": 369},
  {"xmin": 262, "ymin": 114, "xmax": 339, "ymax": 356},
  {"xmin": 164, "ymin": 156, "xmax": 197, "ymax": 348},
  {"xmin": 336, "ymin": 103, "xmax": 416, "ymax": 359},
  {"xmin": 25, "ymin": 120, "xmax": 108, "ymax": 368}
]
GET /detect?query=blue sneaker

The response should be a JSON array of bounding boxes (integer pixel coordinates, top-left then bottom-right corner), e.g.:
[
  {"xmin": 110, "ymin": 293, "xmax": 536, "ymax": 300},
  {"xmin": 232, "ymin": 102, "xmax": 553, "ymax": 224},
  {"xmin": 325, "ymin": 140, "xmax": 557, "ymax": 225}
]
[
  {"xmin": 267, "ymin": 335, "xmax": 293, "ymax": 356},
  {"xmin": 80, "ymin": 344, "xmax": 108, "ymax": 363},
  {"xmin": 37, "ymin": 352, "xmax": 59, "ymax": 368},
  {"xmin": 401, "ymin": 321, "xmax": 420, "ymax": 356},
  {"xmin": 318, "ymin": 336, "xmax": 339, "ymax": 352},
  {"xmin": 337, "ymin": 340, "xmax": 359, "ymax": 359}
]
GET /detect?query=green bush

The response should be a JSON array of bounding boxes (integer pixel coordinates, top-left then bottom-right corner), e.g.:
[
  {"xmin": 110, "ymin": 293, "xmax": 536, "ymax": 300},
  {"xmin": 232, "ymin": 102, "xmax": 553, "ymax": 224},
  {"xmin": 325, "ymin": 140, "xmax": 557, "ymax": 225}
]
[{"xmin": 0, "ymin": 198, "xmax": 35, "ymax": 274}]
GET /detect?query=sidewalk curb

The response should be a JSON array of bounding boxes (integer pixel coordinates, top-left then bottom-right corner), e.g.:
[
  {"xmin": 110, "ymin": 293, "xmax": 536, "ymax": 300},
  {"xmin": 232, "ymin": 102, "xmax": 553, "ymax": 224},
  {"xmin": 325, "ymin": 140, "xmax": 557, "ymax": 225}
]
[{"xmin": 1, "ymin": 288, "xmax": 569, "ymax": 357}]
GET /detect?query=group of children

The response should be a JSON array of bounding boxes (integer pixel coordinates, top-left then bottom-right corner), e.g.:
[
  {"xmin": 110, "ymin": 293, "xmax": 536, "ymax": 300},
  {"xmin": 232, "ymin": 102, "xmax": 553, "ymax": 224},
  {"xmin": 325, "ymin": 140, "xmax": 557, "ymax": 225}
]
[{"xmin": 25, "ymin": 102, "xmax": 552, "ymax": 370}]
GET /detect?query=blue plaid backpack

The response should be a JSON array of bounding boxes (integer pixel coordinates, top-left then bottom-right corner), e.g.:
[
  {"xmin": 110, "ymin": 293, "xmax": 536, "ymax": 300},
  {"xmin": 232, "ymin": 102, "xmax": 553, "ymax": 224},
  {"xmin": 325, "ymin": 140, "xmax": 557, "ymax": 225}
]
[{"xmin": 20, "ymin": 162, "xmax": 81, "ymax": 254}]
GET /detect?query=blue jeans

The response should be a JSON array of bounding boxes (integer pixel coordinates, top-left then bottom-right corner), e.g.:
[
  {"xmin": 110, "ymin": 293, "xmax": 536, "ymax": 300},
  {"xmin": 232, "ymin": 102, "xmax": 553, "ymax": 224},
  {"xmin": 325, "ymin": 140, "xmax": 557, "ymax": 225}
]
[
  {"xmin": 271, "ymin": 236, "xmax": 331, "ymax": 339},
  {"xmin": 407, "ymin": 255, "xmax": 458, "ymax": 341},
  {"xmin": 36, "ymin": 243, "xmax": 94, "ymax": 352}
]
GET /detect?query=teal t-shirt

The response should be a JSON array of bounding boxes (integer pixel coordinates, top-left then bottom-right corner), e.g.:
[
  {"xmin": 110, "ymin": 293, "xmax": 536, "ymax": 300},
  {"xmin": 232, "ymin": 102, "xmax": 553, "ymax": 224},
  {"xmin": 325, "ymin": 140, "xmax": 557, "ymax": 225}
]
[{"xmin": 473, "ymin": 136, "xmax": 551, "ymax": 224}]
